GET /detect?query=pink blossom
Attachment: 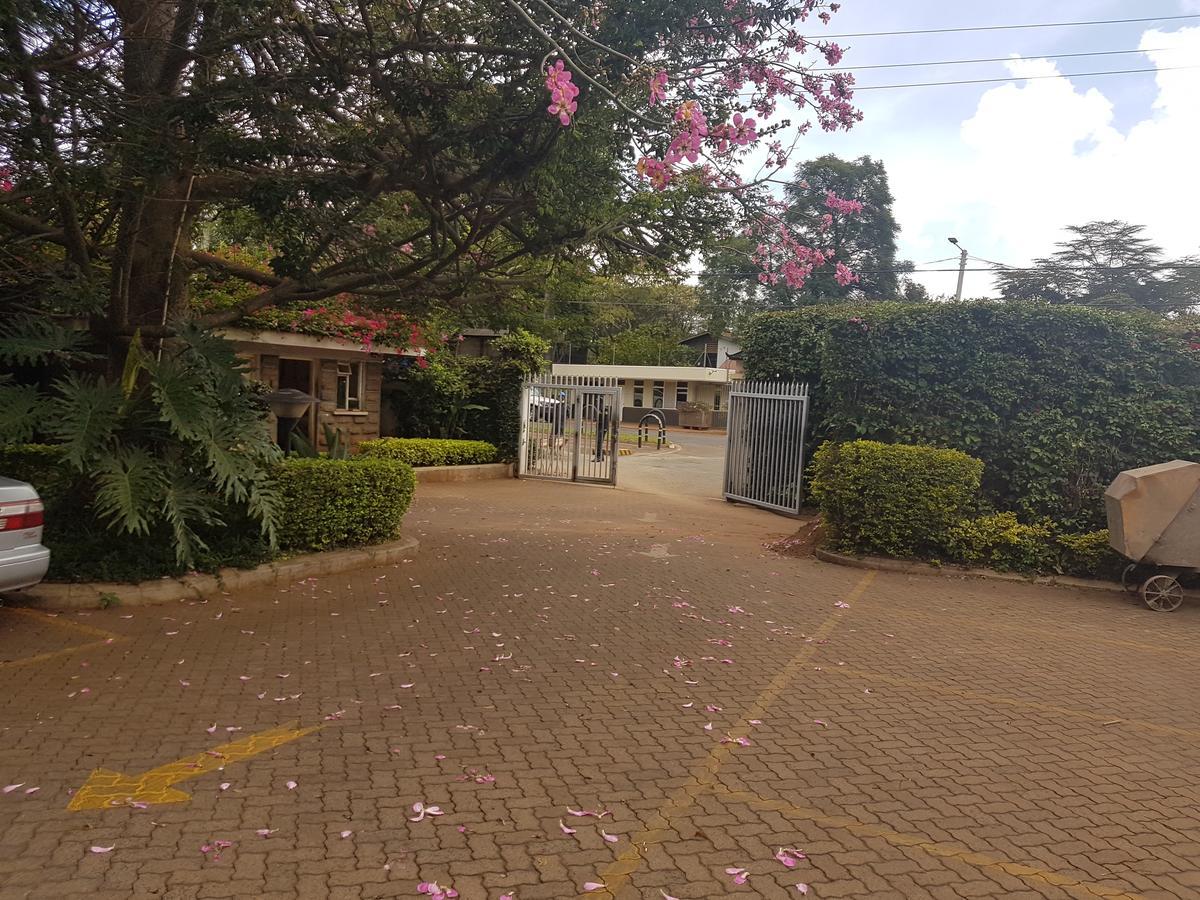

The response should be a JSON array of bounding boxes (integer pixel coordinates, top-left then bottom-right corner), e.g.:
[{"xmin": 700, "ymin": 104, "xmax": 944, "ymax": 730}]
[
  {"xmin": 544, "ymin": 60, "xmax": 580, "ymax": 126},
  {"xmin": 649, "ymin": 70, "xmax": 668, "ymax": 106},
  {"xmin": 834, "ymin": 262, "xmax": 859, "ymax": 287},
  {"xmin": 825, "ymin": 190, "xmax": 863, "ymax": 216}
]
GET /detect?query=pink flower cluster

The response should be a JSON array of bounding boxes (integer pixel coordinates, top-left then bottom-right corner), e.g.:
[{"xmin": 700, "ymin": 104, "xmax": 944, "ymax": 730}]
[
  {"xmin": 825, "ymin": 191, "xmax": 863, "ymax": 216},
  {"xmin": 545, "ymin": 60, "xmax": 579, "ymax": 126},
  {"xmin": 712, "ymin": 112, "xmax": 757, "ymax": 153},
  {"xmin": 648, "ymin": 70, "xmax": 668, "ymax": 106},
  {"xmin": 667, "ymin": 100, "xmax": 708, "ymax": 164}
]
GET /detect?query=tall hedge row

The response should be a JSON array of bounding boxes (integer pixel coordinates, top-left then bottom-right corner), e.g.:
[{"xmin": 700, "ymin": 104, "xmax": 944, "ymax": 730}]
[{"xmin": 745, "ymin": 302, "xmax": 1200, "ymax": 528}]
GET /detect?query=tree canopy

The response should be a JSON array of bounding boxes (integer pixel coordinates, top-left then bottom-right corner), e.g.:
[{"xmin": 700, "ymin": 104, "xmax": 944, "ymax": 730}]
[
  {"xmin": 995, "ymin": 221, "xmax": 1200, "ymax": 315},
  {"xmin": 1, "ymin": 0, "xmax": 859, "ymax": 360},
  {"xmin": 777, "ymin": 154, "xmax": 907, "ymax": 301}
]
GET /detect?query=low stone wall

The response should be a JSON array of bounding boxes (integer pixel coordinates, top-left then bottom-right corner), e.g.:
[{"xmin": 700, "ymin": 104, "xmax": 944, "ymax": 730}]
[
  {"xmin": 414, "ymin": 463, "xmax": 514, "ymax": 483},
  {"xmin": 2, "ymin": 535, "xmax": 419, "ymax": 610}
]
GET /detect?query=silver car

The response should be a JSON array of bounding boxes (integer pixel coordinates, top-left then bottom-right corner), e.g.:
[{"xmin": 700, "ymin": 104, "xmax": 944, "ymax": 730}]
[{"xmin": 0, "ymin": 477, "xmax": 50, "ymax": 592}]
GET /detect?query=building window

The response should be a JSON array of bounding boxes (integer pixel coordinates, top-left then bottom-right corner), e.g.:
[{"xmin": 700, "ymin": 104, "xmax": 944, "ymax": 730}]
[
  {"xmin": 713, "ymin": 389, "xmax": 721, "ymax": 411},
  {"xmin": 652, "ymin": 381, "xmax": 664, "ymax": 408},
  {"xmin": 675, "ymin": 382, "xmax": 689, "ymax": 404},
  {"xmin": 336, "ymin": 361, "xmax": 363, "ymax": 410},
  {"xmin": 632, "ymin": 380, "xmax": 644, "ymax": 408}
]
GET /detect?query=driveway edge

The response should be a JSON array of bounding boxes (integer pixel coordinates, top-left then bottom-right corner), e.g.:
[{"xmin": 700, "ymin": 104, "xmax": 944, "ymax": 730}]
[
  {"xmin": 813, "ymin": 547, "xmax": 1125, "ymax": 595},
  {"xmin": 1, "ymin": 535, "xmax": 420, "ymax": 610}
]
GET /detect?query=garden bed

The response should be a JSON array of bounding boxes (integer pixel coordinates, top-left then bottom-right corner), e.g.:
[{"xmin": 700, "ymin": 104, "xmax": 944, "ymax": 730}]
[{"xmin": 2, "ymin": 535, "xmax": 419, "ymax": 610}]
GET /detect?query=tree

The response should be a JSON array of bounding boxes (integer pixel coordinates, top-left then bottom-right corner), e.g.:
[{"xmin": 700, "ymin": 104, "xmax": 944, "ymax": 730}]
[
  {"xmin": 777, "ymin": 154, "xmax": 907, "ymax": 301},
  {"xmin": 996, "ymin": 221, "xmax": 1200, "ymax": 315},
  {"xmin": 1, "ymin": 0, "xmax": 860, "ymax": 365}
]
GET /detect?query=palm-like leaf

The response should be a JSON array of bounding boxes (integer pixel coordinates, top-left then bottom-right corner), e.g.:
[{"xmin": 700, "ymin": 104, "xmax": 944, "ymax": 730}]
[
  {"xmin": 149, "ymin": 356, "xmax": 217, "ymax": 441},
  {"xmin": 0, "ymin": 380, "xmax": 42, "ymax": 443},
  {"xmin": 92, "ymin": 447, "xmax": 168, "ymax": 536},
  {"xmin": 161, "ymin": 473, "xmax": 221, "ymax": 565},
  {"xmin": 0, "ymin": 316, "xmax": 98, "ymax": 366},
  {"xmin": 46, "ymin": 374, "xmax": 124, "ymax": 469}
]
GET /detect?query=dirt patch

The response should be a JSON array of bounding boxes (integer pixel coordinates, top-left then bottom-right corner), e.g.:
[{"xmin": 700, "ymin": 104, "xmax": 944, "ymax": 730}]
[{"xmin": 765, "ymin": 515, "xmax": 824, "ymax": 557}]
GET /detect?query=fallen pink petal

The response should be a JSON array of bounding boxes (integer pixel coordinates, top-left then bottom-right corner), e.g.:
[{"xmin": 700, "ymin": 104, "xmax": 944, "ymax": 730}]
[
  {"xmin": 600, "ymin": 829, "xmax": 619, "ymax": 843},
  {"xmin": 559, "ymin": 819, "xmax": 576, "ymax": 834},
  {"xmin": 89, "ymin": 846, "xmax": 114, "ymax": 854},
  {"xmin": 725, "ymin": 866, "xmax": 750, "ymax": 885},
  {"xmin": 582, "ymin": 882, "xmax": 606, "ymax": 892},
  {"xmin": 795, "ymin": 884, "xmax": 809, "ymax": 895}
]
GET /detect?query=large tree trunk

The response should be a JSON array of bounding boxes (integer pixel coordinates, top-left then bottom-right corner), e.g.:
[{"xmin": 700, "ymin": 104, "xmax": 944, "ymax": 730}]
[{"xmin": 106, "ymin": 1, "xmax": 199, "ymax": 361}]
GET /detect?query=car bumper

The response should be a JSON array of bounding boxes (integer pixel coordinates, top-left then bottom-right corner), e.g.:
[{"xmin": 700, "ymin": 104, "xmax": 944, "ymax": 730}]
[{"xmin": 0, "ymin": 544, "xmax": 51, "ymax": 592}]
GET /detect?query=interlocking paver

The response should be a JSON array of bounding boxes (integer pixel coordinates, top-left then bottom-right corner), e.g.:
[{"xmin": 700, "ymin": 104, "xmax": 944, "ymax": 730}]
[{"xmin": 2, "ymin": 475, "xmax": 1199, "ymax": 899}]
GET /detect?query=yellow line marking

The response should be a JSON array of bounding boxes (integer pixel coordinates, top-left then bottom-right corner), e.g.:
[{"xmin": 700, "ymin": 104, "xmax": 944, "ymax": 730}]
[
  {"xmin": 710, "ymin": 785, "xmax": 1145, "ymax": 900},
  {"xmin": 67, "ymin": 721, "xmax": 321, "ymax": 811},
  {"xmin": 827, "ymin": 666, "xmax": 1200, "ymax": 741},
  {"xmin": 584, "ymin": 571, "xmax": 876, "ymax": 897},
  {"xmin": 0, "ymin": 607, "xmax": 125, "ymax": 670},
  {"xmin": 3, "ymin": 605, "xmax": 123, "ymax": 640}
]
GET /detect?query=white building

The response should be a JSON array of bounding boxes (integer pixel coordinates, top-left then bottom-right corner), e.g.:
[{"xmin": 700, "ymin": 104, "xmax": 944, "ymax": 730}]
[{"xmin": 549, "ymin": 363, "xmax": 738, "ymax": 427}]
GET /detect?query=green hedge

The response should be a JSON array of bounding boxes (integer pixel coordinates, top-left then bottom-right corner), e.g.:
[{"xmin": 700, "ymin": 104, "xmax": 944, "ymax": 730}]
[
  {"xmin": 357, "ymin": 437, "xmax": 499, "ymax": 467},
  {"xmin": 746, "ymin": 302, "xmax": 1200, "ymax": 528},
  {"xmin": 0, "ymin": 443, "xmax": 70, "ymax": 505},
  {"xmin": 946, "ymin": 514, "xmax": 1123, "ymax": 578},
  {"xmin": 274, "ymin": 457, "xmax": 415, "ymax": 551},
  {"xmin": 810, "ymin": 440, "xmax": 983, "ymax": 558}
]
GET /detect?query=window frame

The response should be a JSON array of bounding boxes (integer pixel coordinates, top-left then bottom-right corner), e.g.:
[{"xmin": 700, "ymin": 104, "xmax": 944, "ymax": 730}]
[
  {"xmin": 335, "ymin": 360, "xmax": 364, "ymax": 412},
  {"xmin": 675, "ymin": 382, "xmax": 689, "ymax": 405},
  {"xmin": 632, "ymin": 379, "xmax": 644, "ymax": 408},
  {"xmin": 652, "ymin": 380, "xmax": 664, "ymax": 409}
]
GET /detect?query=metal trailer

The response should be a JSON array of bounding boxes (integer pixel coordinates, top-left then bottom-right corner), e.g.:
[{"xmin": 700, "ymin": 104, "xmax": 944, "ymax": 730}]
[{"xmin": 1105, "ymin": 460, "xmax": 1200, "ymax": 611}]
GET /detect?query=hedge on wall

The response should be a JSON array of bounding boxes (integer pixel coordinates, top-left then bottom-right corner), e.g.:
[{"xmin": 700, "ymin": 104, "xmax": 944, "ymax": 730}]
[
  {"xmin": 358, "ymin": 438, "xmax": 499, "ymax": 467},
  {"xmin": 810, "ymin": 440, "xmax": 983, "ymax": 558},
  {"xmin": 746, "ymin": 302, "xmax": 1200, "ymax": 528},
  {"xmin": 274, "ymin": 457, "xmax": 415, "ymax": 552}
]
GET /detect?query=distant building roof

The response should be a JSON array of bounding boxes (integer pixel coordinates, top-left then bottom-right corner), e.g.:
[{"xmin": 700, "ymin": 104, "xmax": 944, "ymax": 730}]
[{"xmin": 679, "ymin": 331, "xmax": 738, "ymax": 347}]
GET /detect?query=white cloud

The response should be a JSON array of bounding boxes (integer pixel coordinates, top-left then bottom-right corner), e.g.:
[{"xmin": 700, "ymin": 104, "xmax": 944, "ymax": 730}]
[{"xmin": 887, "ymin": 26, "xmax": 1200, "ymax": 298}]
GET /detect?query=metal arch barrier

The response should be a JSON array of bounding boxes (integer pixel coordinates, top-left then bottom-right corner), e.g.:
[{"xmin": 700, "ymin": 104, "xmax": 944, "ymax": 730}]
[
  {"xmin": 637, "ymin": 411, "xmax": 667, "ymax": 449},
  {"xmin": 518, "ymin": 374, "xmax": 620, "ymax": 485},
  {"xmin": 723, "ymin": 380, "xmax": 809, "ymax": 515}
]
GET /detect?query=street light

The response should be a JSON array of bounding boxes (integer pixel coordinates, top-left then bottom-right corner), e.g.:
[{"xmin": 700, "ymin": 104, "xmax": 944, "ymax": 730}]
[
  {"xmin": 264, "ymin": 388, "xmax": 316, "ymax": 449},
  {"xmin": 948, "ymin": 237, "xmax": 968, "ymax": 303}
]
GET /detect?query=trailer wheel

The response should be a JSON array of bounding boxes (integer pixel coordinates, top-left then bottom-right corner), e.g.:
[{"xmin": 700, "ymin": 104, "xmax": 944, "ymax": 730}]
[{"xmin": 1141, "ymin": 574, "xmax": 1184, "ymax": 612}]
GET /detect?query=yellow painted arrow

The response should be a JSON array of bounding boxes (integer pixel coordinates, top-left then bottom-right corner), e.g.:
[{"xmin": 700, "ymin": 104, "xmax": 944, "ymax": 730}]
[{"xmin": 67, "ymin": 721, "xmax": 321, "ymax": 811}]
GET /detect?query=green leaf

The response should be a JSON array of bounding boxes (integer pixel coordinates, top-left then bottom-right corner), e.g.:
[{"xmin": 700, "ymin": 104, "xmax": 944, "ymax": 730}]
[
  {"xmin": 0, "ymin": 316, "xmax": 98, "ymax": 366},
  {"xmin": 161, "ymin": 475, "xmax": 221, "ymax": 566},
  {"xmin": 92, "ymin": 447, "xmax": 167, "ymax": 536},
  {"xmin": 46, "ymin": 374, "xmax": 125, "ymax": 470},
  {"xmin": 120, "ymin": 329, "xmax": 152, "ymax": 399},
  {"xmin": 0, "ymin": 380, "xmax": 42, "ymax": 444},
  {"xmin": 149, "ymin": 356, "xmax": 216, "ymax": 441}
]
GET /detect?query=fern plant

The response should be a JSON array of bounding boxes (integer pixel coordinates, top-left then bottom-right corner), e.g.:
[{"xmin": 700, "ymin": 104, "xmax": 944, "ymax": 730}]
[{"xmin": 0, "ymin": 326, "xmax": 281, "ymax": 567}]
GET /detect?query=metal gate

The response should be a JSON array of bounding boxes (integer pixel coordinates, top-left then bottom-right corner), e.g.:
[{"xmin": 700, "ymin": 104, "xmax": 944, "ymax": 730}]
[
  {"xmin": 723, "ymin": 381, "xmax": 809, "ymax": 515},
  {"xmin": 518, "ymin": 375, "xmax": 620, "ymax": 484}
]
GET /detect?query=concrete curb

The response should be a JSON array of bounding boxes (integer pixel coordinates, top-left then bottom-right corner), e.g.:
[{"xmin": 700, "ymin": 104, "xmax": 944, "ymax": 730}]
[
  {"xmin": 2, "ymin": 535, "xmax": 420, "ymax": 610},
  {"xmin": 414, "ymin": 463, "xmax": 515, "ymax": 483},
  {"xmin": 813, "ymin": 547, "xmax": 1125, "ymax": 595}
]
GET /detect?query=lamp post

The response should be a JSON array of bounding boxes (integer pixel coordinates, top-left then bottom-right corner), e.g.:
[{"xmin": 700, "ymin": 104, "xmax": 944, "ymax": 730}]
[
  {"xmin": 264, "ymin": 388, "xmax": 316, "ymax": 450},
  {"xmin": 948, "ymin": 237, "xmax": 968, "ymax": 303}
]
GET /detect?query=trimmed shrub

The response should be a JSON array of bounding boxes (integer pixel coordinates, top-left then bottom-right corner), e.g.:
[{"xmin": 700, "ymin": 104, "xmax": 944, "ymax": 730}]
[
  {"xmin": 358, "ymin": 437, "xmax": 498, "ymax": 467},
  {"xmin": 1056, "ymin": 529, "xmax": 1123, "ymax": 579},
  {"xmin": 945, "ymin": 513, "xmax": 1057, "ymax": 573},
  {"xmin": 274, "ymin": 457, "xmax": 415, "ymax": 551},
  {"xmin": 745, "ymin": 302, "xmax": 1200, "ymax": 528},
  {"xmin": 811, "ymin": 440, "xmax": 983, "ymax": 558}
]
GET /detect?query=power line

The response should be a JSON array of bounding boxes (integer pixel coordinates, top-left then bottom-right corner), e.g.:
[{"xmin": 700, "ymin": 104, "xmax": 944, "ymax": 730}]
[
  {"xmin": 815, "ymin": 46, "xmax": 1172, "ymax": 73},
  {"xmin": 856, "ymin": 64, "xmax": 1198, "ymax": 91},
  {"xmin": 815, "ymin": 13, "xmax": 1200, "ymax": 39}
]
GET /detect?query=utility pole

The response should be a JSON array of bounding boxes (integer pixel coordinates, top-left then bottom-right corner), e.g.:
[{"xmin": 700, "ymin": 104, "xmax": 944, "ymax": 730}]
[{"xmin": 948, "ymin": 237, "xmax": 968, "ymax": 302}]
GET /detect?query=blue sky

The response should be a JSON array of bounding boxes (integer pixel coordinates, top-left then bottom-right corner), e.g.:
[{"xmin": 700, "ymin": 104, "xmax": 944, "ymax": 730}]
[{"xmin": 771, "ymin": 1, "xmax": 1200, "ymax": 297}]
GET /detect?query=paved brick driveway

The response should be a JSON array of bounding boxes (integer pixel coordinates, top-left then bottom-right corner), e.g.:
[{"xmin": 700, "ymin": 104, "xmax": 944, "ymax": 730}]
[{"xmin": 2, "ymin": 476, "xmax": 1199, "ymax": 900}]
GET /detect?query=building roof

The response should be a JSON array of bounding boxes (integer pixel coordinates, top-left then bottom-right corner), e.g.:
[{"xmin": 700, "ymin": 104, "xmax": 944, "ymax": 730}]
[
  {"xmin": 220, "ymin": 327, "xmax": 423, "ymax": 358},
  {"xmin": 679, "ymin": 331, "xmax": 738, "ymax": 347},
  {"xmin": 550, "ymin": 363, "xmax": 733, "ymax": 383}
]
